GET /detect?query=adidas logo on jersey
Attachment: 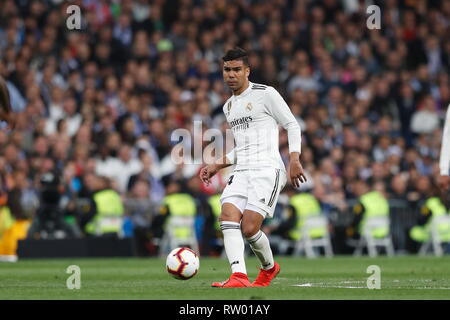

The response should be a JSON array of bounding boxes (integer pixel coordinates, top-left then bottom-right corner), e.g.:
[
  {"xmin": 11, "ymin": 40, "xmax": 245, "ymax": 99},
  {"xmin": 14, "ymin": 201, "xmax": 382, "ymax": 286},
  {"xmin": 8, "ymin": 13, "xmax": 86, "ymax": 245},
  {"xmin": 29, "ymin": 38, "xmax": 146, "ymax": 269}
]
[{"xmin": 259, "ymin": 198, "xmax": 266, "ymax": 203}]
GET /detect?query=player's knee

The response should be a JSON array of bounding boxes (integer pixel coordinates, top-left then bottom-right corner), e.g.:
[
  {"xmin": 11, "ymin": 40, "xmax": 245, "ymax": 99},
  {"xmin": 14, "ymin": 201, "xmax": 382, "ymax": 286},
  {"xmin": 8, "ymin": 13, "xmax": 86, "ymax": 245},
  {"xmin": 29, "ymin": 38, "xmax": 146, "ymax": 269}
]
[
  {"xmin": 241, "ymin": 222, "xmax": 259, "ymax": 239},
  {"xmin": 218, "ymin": 211, "xmax": 239, "ymax": 223},
  {"xmin": 219, "ymin": 203, "xmax": 242, "ymax": 223}
]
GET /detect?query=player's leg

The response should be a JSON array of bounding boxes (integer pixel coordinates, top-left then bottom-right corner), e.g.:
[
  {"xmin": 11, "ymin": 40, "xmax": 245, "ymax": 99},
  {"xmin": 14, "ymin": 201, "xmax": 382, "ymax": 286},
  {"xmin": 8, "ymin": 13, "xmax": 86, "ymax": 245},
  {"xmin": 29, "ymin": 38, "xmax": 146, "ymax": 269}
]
[
  {"xmin": 211, "ymin": 199, "xmax": 252, "ymax": 287},
  {"xmin": 219, "ymin": 201, "xmax": 245, "ymax": 274},
  {"xmin": 241, "ymin": 208, "xmax": 280, "ymax": 287},
  {"xmin": 241, "ymin": 208, "xmax": 274, "ymax": 270},
  {"xmin": 212, "ymin": 171, "xmax": 253, "ymax": 288},
  {"xmin": 242, "ymin": 168, "xmax": 287, "ymax": 286}
]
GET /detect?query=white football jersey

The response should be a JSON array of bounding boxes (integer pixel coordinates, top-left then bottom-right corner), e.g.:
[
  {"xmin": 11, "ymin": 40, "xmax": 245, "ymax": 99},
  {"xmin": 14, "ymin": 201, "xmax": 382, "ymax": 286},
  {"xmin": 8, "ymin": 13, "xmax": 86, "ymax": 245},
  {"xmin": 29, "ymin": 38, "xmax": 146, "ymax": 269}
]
[{"xmin": 223, "ymin": 82, "xmax": 301, "ymax": 172}]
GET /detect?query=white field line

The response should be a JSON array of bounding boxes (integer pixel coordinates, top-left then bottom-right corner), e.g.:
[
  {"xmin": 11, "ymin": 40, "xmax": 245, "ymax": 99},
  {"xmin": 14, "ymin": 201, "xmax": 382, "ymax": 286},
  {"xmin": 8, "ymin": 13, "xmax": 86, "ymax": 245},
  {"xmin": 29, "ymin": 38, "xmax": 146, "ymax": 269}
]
[{"xmin": 291, "ymin": 280, "xmax": 450, "ymax": 290}]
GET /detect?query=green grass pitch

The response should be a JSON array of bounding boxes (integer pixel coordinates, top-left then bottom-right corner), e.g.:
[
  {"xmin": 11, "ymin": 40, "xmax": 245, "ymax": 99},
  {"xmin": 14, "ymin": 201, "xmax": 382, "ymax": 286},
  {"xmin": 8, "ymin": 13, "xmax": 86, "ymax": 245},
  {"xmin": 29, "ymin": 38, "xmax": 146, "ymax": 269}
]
[{"xmin": 1, "ymin": 256, "xmax": 450, "ymax": 300}]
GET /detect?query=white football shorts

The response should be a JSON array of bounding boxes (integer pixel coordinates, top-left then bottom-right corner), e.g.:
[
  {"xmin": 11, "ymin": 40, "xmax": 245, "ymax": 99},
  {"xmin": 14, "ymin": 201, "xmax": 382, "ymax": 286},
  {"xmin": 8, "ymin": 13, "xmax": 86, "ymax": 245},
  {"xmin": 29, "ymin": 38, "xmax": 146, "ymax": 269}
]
[{"xmin": 220, "ymin": 168, "xmax": 287, "ymax": 218}]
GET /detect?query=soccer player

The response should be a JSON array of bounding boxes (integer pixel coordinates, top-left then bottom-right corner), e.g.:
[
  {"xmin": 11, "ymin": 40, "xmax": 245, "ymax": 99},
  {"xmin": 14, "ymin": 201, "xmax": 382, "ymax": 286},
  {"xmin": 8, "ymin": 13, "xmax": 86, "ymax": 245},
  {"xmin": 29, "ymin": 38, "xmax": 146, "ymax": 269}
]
[
  {"xmin": 199, "ymin": 48, "xmax": 306, "ymax": 287},
  {"xmin": 0, "ymin": 76, "xmax": 14, "ymax": 129},
  {"xmin": 439, "ymin": 103, "xmax": 450, "ymax": 190}
]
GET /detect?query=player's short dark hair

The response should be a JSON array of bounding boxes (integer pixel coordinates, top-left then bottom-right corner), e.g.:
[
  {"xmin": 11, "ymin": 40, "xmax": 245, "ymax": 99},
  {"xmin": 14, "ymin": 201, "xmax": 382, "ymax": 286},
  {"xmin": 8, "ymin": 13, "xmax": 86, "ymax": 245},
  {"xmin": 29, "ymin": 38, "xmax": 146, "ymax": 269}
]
[{"xmin": 222, "ymin": 47, "xmax": 249, "ymax": 66}]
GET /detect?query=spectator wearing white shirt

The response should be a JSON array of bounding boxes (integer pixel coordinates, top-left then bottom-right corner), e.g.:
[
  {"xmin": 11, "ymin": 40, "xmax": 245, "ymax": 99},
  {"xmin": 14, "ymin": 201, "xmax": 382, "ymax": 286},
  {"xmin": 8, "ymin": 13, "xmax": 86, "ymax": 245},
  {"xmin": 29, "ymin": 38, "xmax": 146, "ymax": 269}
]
[
  {"xmin": 97, "ymin": 145, "xmax": 142, "ymax": 194},
  {"xmin": 61, "ymin": 97, "xmax": 82, "ymax": 137},
  {"xmin": 410, "ymin": 95, "xmax": 440, "ymax": 135}
]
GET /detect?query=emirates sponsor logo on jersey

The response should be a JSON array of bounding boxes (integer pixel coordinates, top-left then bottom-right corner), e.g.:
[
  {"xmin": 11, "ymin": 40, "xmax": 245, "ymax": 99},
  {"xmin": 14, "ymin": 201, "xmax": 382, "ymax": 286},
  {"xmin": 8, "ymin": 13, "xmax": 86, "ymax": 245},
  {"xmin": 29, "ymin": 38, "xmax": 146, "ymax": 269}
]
[{"xmin": 230, "ymin": 116, "xmax": 253, "ymax": 131}]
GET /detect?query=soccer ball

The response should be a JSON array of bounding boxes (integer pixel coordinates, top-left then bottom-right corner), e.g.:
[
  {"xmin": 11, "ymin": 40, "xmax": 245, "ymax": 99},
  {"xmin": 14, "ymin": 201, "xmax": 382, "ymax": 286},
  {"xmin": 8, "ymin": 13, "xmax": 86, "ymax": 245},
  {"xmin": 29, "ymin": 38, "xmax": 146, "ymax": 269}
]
[{"xmin": 166, "ymin": 247, "xmax": 200, "ymax": 280}]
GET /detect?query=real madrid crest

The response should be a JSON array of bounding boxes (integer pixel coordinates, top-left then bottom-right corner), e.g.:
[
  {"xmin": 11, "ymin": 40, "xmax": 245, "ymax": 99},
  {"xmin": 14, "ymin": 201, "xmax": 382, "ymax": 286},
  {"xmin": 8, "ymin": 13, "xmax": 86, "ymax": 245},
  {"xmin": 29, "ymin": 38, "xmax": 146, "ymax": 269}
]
[{"xmin": 246, "ymin": 102, "xmax": 252, "ymax": 111}]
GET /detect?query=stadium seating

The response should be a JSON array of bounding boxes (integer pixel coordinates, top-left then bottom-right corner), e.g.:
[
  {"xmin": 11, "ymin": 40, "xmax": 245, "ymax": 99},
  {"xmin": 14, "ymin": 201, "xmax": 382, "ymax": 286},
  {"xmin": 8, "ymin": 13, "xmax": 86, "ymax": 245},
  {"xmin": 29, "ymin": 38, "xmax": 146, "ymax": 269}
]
[
  {"xmin": 293, "ymin": 215, "xmax": 334, "ymax": 258},
  {"xmin": 158, "ymin": 215, "xmax": 199, "ymax": 256},
  {"xmin": 353, "ymin": 216, "xmax": 395, "ymax": 257},
  {"xmin": 418, "ymin": 215, "xmax": 450, "ymax": 256}
]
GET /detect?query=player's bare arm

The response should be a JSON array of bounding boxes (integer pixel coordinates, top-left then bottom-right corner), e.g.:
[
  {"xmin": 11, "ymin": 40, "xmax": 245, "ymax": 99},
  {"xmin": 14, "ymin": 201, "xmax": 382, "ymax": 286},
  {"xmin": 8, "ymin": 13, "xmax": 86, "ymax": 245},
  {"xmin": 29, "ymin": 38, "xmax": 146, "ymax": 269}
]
[
  {"xmin": 0, "ymin": 76, "xmax": 14, "ymax": 129},
  {"xmin": 199, "ymin": 154, "xmax": 233, "ymax": 186},
  {"xmin": 289, "ymin": 151, "xmax": 307, "ymax": 188}
]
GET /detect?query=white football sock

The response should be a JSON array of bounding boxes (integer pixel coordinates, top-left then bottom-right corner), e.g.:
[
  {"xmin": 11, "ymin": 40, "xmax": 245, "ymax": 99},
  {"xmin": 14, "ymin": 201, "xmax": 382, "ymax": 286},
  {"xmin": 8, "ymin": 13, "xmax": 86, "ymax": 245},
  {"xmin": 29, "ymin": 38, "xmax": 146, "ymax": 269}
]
[
  {"xmin": 246, "ymin": 230, "xmax": 274, "ymax": 270},
  {"xmin": 220, "ymin": 221, "xmax": 247, "ymax": 274}
]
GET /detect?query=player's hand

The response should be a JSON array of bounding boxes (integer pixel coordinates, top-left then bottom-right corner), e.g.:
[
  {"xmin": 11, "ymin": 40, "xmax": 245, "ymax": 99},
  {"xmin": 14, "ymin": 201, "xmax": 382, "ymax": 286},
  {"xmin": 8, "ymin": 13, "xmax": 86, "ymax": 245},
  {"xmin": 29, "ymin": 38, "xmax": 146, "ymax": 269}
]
[
  {"xmin": 438, "ymin": 175, "xmax": 450, "ymax": 190},
  {"xmin": 199, "ymin": 164, "xmax": 218, "ymax": 186},
  {"xmin": 289, "ymin": 158, "xmax": 307, "ymax": 188}
]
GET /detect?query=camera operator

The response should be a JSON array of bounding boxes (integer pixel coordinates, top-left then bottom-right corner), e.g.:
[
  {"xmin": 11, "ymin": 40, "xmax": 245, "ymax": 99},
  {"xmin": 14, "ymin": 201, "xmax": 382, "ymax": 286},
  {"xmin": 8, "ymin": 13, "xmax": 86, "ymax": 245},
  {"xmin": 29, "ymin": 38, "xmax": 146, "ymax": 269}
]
[{"xmin": 27, "ymin": 172, "xmax": 81, "ymax": 239}]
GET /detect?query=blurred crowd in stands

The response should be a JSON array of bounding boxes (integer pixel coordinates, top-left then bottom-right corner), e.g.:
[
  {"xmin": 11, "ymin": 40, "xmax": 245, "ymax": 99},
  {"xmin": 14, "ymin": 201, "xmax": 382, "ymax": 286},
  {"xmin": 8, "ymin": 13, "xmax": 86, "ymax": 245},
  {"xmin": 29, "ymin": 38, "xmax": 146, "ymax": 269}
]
[{"xmin": 1, "ymin": 0, "xmax": 450, "ymax": 258}]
